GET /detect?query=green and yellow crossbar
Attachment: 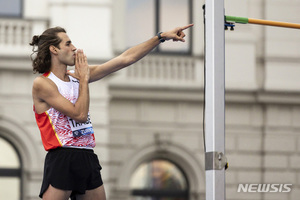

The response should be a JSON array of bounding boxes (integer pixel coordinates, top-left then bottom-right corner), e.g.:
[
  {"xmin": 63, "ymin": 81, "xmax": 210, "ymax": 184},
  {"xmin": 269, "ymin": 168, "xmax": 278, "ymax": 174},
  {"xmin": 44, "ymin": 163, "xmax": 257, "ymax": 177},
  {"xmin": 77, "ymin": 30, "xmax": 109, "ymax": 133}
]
[{"xmin": 226, "ymin": 15, "xmax": 300, "ymax": 29}]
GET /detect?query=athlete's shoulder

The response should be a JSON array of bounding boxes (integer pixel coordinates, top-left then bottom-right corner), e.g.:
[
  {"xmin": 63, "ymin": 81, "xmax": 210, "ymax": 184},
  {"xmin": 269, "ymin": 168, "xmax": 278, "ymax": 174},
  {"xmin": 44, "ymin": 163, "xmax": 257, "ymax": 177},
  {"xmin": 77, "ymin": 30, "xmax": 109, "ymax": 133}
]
[{"xmin": 32, "ymin": 73, "xmax": 57, "ymax": 94}]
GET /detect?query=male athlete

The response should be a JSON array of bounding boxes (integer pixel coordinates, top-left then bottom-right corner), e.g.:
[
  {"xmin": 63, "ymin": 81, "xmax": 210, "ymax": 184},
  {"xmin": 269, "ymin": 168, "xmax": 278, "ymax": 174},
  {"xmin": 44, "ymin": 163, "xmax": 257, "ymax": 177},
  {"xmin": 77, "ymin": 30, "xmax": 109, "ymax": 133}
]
[{"xmin": 31, "ymin": 24, "xmax": 193, "ymax": 200}]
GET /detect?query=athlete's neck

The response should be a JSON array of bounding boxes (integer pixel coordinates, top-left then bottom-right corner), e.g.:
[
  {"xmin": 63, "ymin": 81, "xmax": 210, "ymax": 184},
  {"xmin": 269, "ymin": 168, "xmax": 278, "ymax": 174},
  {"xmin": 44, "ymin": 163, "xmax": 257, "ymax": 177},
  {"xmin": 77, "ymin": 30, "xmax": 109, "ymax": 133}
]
[{"xmin": 50, "ymin": 67, "xmax": 70, "ymax": 82}]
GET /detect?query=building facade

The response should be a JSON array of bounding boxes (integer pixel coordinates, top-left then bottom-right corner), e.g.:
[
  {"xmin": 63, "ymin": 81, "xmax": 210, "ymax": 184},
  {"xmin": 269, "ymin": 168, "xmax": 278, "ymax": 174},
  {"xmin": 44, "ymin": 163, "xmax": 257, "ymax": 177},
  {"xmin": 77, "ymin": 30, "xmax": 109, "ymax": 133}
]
[{"xmin": 0, "ymin": 0, "xmax": 300, "ymax": 200}]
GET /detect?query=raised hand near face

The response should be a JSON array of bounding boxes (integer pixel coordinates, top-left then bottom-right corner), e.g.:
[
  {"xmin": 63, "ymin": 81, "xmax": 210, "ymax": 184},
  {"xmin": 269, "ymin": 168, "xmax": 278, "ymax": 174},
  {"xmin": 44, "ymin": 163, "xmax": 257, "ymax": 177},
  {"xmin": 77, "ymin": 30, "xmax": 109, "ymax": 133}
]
[{"xmin": 67, "ymin": 49, "xmax": 90, "ymax": 82}]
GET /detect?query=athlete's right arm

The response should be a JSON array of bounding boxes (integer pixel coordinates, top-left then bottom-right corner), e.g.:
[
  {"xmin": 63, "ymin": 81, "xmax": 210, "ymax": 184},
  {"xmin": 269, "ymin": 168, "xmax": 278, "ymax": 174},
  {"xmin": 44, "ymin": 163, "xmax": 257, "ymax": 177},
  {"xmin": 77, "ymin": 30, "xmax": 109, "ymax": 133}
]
[
  {"xmin": 32, "ymin": 50, "xmax": 90, "ymax": 123},
  {"xmin": 32, "ymin": 77, "xmax": 89, "ymax": 123}
]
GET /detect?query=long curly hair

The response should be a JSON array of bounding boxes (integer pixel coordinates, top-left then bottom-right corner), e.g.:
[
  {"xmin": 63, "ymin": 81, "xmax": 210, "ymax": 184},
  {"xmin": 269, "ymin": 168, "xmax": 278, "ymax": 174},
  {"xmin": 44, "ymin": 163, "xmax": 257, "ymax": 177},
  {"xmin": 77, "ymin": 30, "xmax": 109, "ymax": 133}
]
[{"xmin": 29, "ymin": 27, "xmax": 66, "ymax": 74}]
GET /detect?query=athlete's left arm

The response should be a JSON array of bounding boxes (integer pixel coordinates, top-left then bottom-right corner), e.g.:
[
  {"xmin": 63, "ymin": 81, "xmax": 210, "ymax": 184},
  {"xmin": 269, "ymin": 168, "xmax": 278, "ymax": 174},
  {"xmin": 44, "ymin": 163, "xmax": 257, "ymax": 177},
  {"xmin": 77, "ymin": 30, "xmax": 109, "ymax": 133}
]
[{"xmin": 88, "ymin": 24, "xmax": 193, "ymax": 83}]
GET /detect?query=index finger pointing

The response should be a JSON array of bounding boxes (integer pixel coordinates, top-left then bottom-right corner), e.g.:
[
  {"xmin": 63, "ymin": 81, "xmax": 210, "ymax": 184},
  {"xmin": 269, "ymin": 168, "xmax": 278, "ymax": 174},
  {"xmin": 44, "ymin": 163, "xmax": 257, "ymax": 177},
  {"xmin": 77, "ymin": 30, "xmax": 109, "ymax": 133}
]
[{"xmin": 181, "ymin": 24, "xmax": 194, "ymax": 30}]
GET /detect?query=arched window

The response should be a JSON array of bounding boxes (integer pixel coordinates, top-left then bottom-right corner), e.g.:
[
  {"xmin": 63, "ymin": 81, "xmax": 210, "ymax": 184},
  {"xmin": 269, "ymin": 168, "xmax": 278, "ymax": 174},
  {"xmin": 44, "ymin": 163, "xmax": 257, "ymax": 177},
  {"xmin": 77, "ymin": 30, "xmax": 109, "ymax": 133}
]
[
  {"xmin": 130, "ymin": 159, "xmax": 189, "ymax": 200},
  {"xmin": 0, "ymin": 136, "xmax": 22, "ymax": 200}
]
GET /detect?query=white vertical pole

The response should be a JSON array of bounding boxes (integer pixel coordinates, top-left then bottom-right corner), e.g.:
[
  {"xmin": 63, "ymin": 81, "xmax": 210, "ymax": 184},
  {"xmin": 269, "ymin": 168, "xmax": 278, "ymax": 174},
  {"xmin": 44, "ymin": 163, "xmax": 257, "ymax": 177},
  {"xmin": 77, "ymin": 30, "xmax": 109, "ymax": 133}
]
[{"xmin": 204, "ymin": 0, "xmax": 226, "ymax": 200}]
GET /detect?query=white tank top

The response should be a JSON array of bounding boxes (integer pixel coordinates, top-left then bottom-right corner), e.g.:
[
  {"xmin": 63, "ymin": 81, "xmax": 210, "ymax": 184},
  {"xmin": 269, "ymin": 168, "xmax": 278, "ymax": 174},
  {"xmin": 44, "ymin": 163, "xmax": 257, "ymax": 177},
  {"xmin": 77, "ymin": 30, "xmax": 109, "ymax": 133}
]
[{"xmin": 34, "ymin": 71, "xmax": 95, "ymax": 151}]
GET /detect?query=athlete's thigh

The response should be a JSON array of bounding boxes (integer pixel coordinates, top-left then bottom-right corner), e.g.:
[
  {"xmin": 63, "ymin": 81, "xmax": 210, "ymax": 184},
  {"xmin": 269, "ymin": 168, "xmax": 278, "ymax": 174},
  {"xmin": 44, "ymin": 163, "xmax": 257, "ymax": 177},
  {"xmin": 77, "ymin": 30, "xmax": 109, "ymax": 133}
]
[
  {"xmin": 76, "ymin": 185, "xmax": 106, "ymax": 200},
  {"xmin": 42, "ymin": 184, "xmax": 72, "ymax": 200}
]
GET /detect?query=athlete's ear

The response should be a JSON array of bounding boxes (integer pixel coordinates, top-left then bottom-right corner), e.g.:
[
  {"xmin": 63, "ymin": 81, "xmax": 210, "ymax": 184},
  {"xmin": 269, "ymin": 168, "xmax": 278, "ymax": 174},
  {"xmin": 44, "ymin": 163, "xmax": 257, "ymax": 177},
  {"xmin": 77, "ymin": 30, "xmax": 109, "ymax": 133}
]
[{"xmin": 49, "ymin": 45, "xmax": 58, "ymax": 55}]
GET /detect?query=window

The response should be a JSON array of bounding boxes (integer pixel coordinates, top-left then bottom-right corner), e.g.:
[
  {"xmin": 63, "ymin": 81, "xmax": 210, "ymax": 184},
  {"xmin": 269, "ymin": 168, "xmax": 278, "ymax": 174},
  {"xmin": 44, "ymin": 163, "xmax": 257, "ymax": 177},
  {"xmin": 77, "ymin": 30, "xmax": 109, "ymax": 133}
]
[
  {"xmin": 0, "ymin": 137, "xmax": 22, "ymax": 200},
  {"xmin": 125, "ymin": 0, "xmax": 192, "ymax": 54},
  {"xmin": 130, "ymin": 159, "xmax": 189, "ymax": 200},
  {"xmin": 0, "ymin": 0, "xmax": 22, "ymax": 17}
]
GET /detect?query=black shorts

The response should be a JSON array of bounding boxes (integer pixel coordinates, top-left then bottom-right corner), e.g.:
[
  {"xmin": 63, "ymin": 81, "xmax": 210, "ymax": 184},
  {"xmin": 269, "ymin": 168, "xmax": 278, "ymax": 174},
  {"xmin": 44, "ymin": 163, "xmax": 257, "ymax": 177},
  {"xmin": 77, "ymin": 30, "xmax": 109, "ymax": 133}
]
[{"xmin": 39, "ymin": 147, "xmax": 103, "ymax": 198}]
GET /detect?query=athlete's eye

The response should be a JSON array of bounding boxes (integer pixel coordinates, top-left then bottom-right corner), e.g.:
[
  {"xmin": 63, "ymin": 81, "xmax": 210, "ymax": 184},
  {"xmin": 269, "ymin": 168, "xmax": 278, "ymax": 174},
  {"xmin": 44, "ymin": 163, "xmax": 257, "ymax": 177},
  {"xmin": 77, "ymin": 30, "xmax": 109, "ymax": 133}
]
[{"xmin": 66, "ymin": 41, "xmax": 72, "ymax": 46}]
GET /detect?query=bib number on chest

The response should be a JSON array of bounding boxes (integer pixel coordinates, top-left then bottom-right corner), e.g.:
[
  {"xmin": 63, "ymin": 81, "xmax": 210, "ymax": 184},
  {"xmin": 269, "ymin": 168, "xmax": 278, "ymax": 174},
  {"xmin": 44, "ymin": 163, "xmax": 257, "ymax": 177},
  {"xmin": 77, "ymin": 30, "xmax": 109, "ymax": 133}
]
[{"xmin": 68, "ymin": 115, "xmax": 94, "ymax": 137}]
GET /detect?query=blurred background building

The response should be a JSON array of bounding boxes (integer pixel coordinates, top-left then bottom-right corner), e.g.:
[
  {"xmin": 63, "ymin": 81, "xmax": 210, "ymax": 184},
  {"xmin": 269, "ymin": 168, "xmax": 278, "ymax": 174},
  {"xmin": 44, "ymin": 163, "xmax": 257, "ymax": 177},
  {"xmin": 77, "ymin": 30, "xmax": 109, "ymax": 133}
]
[{"xmin": 0, "ymin": 0, "xmax": 300, "ymax": 200}]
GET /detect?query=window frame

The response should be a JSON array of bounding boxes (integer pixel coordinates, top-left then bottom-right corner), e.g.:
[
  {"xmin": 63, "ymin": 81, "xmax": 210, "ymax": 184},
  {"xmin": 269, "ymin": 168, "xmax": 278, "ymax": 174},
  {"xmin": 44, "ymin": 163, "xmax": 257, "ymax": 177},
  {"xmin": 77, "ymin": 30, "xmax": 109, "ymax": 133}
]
[
  {"xmin": 0, "ymin": 136, "xmax": 23, "ymax": 200},
  {"xmin": 153, "ymin": 0, "xmax": 193, "ymax": 55},
  {"xmin": 0, "ymin": 0, "xmax": 23, "ymax": 18}
]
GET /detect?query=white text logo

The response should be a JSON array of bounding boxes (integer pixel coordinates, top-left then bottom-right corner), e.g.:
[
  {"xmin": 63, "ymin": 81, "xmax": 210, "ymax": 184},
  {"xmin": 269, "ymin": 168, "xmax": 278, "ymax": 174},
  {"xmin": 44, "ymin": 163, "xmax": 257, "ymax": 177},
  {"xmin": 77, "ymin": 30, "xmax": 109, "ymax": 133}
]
[{"xmin": 237, "ymin": 184, "xmax": 292, "ymax": 193}]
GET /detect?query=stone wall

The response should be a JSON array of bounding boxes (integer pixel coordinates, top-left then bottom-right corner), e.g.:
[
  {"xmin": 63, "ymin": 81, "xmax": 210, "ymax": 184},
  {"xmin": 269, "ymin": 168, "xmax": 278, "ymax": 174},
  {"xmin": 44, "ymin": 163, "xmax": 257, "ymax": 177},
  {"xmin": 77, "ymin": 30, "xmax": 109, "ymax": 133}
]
[{"xmin": 0, "ymin": 0, "xmax": 300, "ymax": 200}]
